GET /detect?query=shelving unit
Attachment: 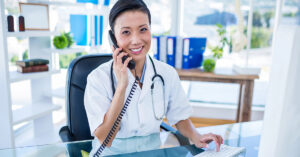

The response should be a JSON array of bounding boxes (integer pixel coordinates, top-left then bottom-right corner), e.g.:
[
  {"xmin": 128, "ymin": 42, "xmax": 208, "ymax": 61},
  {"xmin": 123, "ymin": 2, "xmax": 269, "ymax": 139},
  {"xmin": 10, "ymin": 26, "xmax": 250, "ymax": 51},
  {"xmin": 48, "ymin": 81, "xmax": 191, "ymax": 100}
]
[
  {"xmin": 10, "ymin": 70, "xmax": 60, "ymax": 83},
  {"xmin": 0, "ymin": 0, "xmax": 65, "ymax": 148},
  {"xmin": 0, "ymin": 0, "xmax": 111, "ymax": 149},
  {"xmin": 6, "ymin": 31, "xmax": 59, "ymax": 38},
  {"xmin": 43, "ymin": 47, "xmax": 88, "ymax": 55},
  {"xmin": 13, "ymin": 102, "xmax": 61, "ymax": 125},
  {"xmin": 48, "ymin": 87, "xmax": 65, "ymax": 99}
]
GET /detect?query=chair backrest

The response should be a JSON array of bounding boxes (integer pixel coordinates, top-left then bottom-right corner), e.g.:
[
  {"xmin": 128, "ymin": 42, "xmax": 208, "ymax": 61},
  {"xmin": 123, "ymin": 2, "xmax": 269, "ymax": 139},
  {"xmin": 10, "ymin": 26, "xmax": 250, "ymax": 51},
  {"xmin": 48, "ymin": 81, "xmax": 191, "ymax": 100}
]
[{"xmin": 66, "ymin": 54, "xmax": 112, "ymax": 141}]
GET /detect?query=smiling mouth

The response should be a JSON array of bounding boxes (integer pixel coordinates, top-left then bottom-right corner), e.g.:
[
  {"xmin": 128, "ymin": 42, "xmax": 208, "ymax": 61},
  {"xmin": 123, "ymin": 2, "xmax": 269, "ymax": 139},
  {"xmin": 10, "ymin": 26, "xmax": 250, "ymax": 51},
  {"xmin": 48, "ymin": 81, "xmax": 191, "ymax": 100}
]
[{"xmin": 130, "ymin": 46, "xmax": 143, "ymax": 54}]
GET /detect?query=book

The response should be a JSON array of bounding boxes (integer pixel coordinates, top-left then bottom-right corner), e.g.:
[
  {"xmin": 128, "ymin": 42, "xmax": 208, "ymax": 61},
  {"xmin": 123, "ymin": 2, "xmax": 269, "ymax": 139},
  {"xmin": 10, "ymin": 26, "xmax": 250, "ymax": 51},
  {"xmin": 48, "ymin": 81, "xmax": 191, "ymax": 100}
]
[
  {"xmin": 17, "ymin": 64, "xmax": 49, "ymax": 73},
  {"xmin": 16, "ymin": 59, "xmax": 49, "ymax": 68}
]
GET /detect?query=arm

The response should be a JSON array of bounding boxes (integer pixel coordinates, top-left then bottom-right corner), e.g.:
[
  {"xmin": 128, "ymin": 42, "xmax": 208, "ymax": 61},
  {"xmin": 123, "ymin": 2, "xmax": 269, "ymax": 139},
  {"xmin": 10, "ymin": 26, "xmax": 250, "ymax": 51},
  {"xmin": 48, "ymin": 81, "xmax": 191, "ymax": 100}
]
[
  {"xmin": 94, "ymin": 47, "xmax": 132, "ymax": 147},
  {"xmin": 175, "ymin": 119, "xmax": 223, "ymax": 152},
  {"xmin": 93, "ymin": 86, "xmax": 125, "ymax": 147}
]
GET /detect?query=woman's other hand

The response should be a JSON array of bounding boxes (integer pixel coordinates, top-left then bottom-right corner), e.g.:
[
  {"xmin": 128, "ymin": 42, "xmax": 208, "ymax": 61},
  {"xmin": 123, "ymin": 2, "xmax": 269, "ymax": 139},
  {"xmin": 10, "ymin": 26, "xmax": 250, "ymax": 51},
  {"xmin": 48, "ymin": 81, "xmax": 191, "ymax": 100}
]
[
  {"xmin": 112, "ymin": 47, "xmax": 132, "ymax": 90},
  {"xmin": 191, "ymin": 132, "xmax": 223, "ymax": 152}
]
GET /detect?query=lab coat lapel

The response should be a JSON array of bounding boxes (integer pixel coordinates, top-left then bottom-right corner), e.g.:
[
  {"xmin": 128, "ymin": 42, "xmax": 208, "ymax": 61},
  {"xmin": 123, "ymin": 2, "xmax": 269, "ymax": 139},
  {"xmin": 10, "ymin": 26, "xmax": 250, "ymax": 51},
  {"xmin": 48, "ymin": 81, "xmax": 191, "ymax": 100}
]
[{"xmin": 139, "ymin": 56, "xmax": 153, "ymax": 101}]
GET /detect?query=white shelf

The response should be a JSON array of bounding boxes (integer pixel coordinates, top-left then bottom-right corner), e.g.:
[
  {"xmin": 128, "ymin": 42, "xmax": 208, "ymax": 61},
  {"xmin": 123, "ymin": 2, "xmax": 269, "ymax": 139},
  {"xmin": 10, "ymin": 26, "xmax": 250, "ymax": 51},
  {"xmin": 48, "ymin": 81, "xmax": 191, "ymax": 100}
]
[
  {"xmin": 49, "ymin": 87, "xmax": 65, "ymax": 99},
  {"xmin": 44, "ymin": 47, "xmax": 88, "ymax": 55},
  {"xmin": 10, "ymin": 70, "xmax": 60, "ymax": 83},
  {"xmin": 6, "ymin": 31, "xmax": 59, "ymax": 38},
  {"xmin": 27, "ymin": 1, "xmax": 102, "ymax": 14},
  {"xmin": 32, "ymin": 1, "xmax": 98, "ymax": 7},
  {"xmin": 13, "ymin": 102, "xmax": 61, "ymax": 125}
]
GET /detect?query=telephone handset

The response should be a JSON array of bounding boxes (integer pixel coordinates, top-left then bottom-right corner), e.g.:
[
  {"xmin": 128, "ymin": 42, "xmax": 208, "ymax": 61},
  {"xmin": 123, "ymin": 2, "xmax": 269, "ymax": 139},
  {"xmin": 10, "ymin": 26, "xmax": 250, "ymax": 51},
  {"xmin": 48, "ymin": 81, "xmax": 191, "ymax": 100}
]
[
  {"xmin": 109, "ymin": 30, "xmax": 136, "ymax": 70},
  {"xmin": 93, "ymin": 31, "xmax": 139, "ymax": 157}
]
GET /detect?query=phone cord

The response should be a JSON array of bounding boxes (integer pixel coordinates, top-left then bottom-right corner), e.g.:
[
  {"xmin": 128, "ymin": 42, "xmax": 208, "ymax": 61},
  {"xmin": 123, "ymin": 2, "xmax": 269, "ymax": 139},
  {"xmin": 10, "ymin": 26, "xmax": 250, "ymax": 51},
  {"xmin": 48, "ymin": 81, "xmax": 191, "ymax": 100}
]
[{"xmin": 93, "ymin": 66, "xmax": 139, "ymax": 157}]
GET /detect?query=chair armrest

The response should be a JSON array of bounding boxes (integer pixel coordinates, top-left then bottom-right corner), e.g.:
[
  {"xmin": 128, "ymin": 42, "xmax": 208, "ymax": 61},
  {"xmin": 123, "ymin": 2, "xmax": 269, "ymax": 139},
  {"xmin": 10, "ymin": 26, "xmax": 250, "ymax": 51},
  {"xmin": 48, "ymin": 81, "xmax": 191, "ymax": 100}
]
[
  {"xmin": 160, "ymin": 122, "xmax": 190, "ymax": 146},
  {"xmin": 59, "ymin": 126, "xmax": 76, "ymax": 142}
]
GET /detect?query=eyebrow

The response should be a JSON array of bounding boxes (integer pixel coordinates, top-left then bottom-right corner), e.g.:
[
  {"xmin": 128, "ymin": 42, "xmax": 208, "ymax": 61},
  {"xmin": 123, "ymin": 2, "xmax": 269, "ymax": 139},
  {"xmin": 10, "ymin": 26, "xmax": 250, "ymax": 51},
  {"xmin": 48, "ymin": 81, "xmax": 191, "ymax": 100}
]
[{"xmin": 121, "ymin": 24, "xmax": 148, "ymax": 29}]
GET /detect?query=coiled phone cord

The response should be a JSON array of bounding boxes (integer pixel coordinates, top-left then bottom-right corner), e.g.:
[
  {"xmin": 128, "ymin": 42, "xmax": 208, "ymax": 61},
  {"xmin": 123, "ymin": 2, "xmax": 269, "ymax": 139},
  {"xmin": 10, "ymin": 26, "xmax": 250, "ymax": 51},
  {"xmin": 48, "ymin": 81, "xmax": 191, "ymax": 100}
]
[{"xmin": 93, "ymin": 63, "xmax": 139, "ymax": 157}]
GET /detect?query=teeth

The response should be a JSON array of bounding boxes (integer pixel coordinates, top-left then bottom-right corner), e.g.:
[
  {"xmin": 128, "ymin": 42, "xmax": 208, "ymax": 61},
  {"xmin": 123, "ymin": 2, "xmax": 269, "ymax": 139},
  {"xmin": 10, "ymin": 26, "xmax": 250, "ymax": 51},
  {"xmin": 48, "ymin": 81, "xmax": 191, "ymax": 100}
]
[{"xmin": 131, "ymin": 47, "xmax": 142, "ymax": 52}]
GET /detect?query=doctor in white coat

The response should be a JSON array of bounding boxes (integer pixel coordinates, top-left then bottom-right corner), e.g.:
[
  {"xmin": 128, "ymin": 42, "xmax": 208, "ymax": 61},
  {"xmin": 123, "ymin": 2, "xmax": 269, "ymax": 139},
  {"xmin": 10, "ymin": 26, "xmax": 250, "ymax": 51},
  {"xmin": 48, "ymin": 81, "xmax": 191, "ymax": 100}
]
[{"xmin": 84, "ymin": 0, "xmax": 223, "ymax": 156}]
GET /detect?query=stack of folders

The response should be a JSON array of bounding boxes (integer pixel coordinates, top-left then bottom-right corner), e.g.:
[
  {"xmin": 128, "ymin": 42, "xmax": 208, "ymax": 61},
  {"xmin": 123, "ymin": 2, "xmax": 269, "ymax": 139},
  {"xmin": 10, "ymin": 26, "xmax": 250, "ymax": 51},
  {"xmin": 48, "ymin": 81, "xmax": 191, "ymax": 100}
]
[
  {"xmin": 16, "ymin": 59, "xmax": 49, "ymax": 73},
  {"xmin": 151, "ymin": 36, "xmax": 207, "ymax": 69},
  {"xmin": 70, "ymin": 0, "xmax": 109, "ymax": 46},
  {"xmin": 70, "ymin": 14, "xmax": 104, "ymax": 46}
]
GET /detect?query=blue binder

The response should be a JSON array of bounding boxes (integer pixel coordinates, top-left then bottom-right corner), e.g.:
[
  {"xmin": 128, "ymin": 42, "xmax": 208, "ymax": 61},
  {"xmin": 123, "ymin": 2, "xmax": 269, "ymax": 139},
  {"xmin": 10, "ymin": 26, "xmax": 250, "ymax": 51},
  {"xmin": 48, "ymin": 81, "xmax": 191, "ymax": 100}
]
[
  {"xmin": 76, "ymin": 0, "xmax": 98, "ymax": 4},
  {"xmin": 104, "ymin": 0, "xmax": 110, "ymax": 6},
  {"xmin": 76, "ymin": 0, "xmax": 110, "ymax": 6},
  {"xmin": 182, "ymin": 38, "xmax": 206, "ymax": 69},
  {"xmin": 70, "ymin": 15, "xmax": 91, "ymax": 46},
  {"xmin": 166, "ymin": 36, "xmax": 176, "ymax": 67},
  {"xmin": 152, "ymin": 36, "xmax": 160, "ymax": 60},
  {"xmin": 70, "ymin": 15, "xmax": 103, "ymax": 46},
  {"xmin": 94, "ymin": 15, "xmax": 104, "ymax": 45}
]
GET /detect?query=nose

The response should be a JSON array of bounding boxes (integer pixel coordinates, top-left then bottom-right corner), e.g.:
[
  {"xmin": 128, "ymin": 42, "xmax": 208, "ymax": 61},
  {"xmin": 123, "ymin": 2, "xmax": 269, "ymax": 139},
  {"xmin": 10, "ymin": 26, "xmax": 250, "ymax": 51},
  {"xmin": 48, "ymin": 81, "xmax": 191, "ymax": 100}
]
[{"xmin": 130, "ymin": 32, "xmax": 142, "ymax": 45}]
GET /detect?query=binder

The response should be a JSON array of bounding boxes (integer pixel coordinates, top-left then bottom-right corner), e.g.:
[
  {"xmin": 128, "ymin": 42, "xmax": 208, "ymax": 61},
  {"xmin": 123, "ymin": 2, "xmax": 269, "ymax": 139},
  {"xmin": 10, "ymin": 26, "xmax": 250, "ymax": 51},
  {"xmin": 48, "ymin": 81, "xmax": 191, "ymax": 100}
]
[
  {"xmin": 104, "ymin": 0, "xmax": 110, "ymax": 6},
  {"xmin": 94, "ymin": 15, "xmax": 104, "ymax": 46},
  {"xmin": 76, "ymin": 0, "xmax": 110, "ymax": 6},
  {"xmin": 152, "ymin": 36, "xmax": 160, "ymax": 60},
  {"xmin": 70, "ymin": 15, "xmax": 91, "ymax": 46},
  {"xmin": 182, "ymin": 37, "xmax": 207, "ymax": 69},
  {"xmin": 151, "ymin": 36, "xmax": 167, "ymax": 62},
  {"xmin": 175, "ymin": 36, "xmax": 183, "ymax": 69},
  {"xmin": 76, "ymin": 0, "xmax": 98, "ymax": 4},
  {"xmin": 166, "ymin": 36, "xmax": 176, "ymax": 67},
  {"xmin": 70, "ymin": 15, "xmax": 103, "ymax": 46}
]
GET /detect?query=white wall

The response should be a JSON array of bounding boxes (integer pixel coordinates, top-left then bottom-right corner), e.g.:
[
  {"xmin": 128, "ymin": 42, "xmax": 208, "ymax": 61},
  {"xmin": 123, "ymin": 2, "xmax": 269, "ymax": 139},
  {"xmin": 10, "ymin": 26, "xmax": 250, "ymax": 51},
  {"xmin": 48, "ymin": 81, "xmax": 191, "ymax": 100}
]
[{"xmin": 258, "ymin": 25, "xmax": 300, "ymax": 157}]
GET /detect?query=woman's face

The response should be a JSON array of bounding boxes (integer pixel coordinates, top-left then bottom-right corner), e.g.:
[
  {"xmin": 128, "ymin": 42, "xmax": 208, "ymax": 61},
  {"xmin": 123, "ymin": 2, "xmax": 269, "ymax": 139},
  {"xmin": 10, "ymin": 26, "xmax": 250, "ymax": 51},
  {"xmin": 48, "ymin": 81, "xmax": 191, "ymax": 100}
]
[{"xmin": 114, "ymin": 10, "xmax": 151, "ymax": 63}]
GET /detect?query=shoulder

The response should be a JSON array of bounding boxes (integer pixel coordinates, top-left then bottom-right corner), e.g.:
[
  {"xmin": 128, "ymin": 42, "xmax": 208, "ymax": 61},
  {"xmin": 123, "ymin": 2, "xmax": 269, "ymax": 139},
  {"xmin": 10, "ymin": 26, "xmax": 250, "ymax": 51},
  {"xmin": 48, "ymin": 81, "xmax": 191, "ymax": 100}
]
[{"xmin": 87, "ymin": 59, "xmax": 113, "ymax": 83}]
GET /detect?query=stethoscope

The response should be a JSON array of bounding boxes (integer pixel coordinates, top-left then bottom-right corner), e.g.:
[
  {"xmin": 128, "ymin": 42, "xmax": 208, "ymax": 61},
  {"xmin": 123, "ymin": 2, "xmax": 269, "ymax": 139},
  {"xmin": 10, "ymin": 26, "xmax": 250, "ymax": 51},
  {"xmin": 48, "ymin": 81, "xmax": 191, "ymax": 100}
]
[{"xmin": 110, "ymin": 55, "xmax": 166, "ymax": 120}]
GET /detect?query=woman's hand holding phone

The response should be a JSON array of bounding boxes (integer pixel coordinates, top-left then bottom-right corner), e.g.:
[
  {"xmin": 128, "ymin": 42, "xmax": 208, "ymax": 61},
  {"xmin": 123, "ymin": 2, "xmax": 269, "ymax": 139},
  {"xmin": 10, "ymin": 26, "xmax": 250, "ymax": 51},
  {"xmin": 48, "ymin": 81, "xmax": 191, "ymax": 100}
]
[{"xmin": 112, "ymin": 47, "xmax": 133, "ymax": 91}]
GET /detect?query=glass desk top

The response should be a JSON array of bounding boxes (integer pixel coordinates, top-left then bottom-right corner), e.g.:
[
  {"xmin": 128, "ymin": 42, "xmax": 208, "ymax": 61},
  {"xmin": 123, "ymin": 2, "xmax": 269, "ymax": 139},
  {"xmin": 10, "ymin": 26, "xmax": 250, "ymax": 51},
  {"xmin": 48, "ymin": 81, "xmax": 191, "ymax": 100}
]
[{"xmin": 0, "ymin": 121, "xmax": 262, "ymax": 157}]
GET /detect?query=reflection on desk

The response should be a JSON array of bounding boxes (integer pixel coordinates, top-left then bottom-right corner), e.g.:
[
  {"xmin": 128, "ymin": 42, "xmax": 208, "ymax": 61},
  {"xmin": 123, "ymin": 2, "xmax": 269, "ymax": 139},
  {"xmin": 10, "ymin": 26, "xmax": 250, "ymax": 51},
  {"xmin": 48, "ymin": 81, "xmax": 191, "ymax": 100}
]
[{"xmin": 0, "ymin": 121, "xmax": 262, "ymax": 157}]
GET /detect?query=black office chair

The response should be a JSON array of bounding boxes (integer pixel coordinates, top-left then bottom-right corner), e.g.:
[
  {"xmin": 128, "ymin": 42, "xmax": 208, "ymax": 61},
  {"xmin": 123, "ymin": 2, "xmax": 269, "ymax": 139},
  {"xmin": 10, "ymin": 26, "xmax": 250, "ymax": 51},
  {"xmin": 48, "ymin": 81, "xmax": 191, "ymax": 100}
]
[{"xmin": 59, "ymin": 54, "xmax": 189, "ymax": 156}]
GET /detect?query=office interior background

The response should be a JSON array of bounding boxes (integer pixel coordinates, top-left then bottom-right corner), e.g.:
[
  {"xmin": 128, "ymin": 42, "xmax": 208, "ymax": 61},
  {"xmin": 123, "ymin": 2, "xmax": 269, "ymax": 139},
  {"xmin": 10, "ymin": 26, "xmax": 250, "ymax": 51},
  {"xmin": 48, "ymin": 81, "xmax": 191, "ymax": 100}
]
[{"xmin": 0, "ymin": 0, "xmax": 299, "ymax": 156}]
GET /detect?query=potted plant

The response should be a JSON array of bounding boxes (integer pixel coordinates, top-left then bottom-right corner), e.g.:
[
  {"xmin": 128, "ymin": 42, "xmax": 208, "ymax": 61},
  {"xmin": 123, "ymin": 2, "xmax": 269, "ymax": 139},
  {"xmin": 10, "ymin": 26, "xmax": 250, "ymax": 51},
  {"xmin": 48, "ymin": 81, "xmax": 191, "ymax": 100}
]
[
  {"xmin": 203, "ymin": 24, "xmax": 229, "ymax": 72},
  {"xmin": 53, "ymin": 32, "xmax": 74, "ymax": 49}
]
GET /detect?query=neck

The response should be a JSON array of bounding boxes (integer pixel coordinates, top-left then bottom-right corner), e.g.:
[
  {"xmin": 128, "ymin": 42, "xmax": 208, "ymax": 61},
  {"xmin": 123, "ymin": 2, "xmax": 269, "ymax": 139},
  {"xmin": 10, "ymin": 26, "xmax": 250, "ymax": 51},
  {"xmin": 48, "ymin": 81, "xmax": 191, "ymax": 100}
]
[{"xmin": 131, "ymin": 56, "xmax": 146, "ymax": 79}]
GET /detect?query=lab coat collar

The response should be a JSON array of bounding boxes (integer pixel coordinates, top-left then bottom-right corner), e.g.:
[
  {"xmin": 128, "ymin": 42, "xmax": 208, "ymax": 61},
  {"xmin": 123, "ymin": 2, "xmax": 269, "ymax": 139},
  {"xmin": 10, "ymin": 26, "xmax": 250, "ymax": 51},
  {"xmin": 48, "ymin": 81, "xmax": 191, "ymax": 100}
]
[
  {"xmin": 112, "ymin": 55, "xmax": 154, "ymax": 94},
  {"xmin": 139, "ymin": 55, "xmax": 154, "ymax": 101}
]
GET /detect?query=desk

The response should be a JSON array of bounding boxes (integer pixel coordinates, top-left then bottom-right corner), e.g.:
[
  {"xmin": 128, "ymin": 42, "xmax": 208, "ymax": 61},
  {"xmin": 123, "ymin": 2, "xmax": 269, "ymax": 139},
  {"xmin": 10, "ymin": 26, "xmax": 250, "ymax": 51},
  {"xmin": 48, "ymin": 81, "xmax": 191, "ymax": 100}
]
[
  {"xmin": 0, "ymin": 121, "xmax": 262, "ymax": 157},
  {"xmin": 177, "ymin": 68, "xmax": 259, "ymax": 122}
]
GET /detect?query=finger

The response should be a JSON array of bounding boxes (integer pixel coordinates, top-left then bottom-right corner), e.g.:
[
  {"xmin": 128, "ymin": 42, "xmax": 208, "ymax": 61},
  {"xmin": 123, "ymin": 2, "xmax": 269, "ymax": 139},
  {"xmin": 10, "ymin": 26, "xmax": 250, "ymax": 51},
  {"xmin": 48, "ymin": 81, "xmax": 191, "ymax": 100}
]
[
  {"xmin": 217, "ymin": 135, "xmax": 223, "ymax": 144},
  {"xmin": 201, "ymin": 133, "xmax": 214, "ymax": 142},
  {"xmin": 212, "ymin": 136, "xmax": 220, "ymax": 152},
  {"xmin": 195, "ymin": 142, "xmax": 209, "ymax": 149},
  {"xmin": 112, "ymin": 47, "xmax": 121, "ymax": 63},
  {"xmin": 123, "ymin": 56, "xmax": 132, "ymax": 68},
  {"xmin": 214, "ymin": 135, "xmax": 221, "ymax": 145},
  {"xmin": 116, "ymin": 52, "xmax": 127, "ymax": 65}
]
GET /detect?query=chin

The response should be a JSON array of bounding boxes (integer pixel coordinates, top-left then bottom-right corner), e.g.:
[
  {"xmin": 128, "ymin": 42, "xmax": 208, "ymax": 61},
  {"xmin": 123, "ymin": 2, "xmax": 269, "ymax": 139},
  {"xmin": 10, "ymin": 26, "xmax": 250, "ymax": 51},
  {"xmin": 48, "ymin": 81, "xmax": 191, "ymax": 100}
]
[{"xmin": 131, "ymin": 52, "xmax": 146, "ymax": 62}]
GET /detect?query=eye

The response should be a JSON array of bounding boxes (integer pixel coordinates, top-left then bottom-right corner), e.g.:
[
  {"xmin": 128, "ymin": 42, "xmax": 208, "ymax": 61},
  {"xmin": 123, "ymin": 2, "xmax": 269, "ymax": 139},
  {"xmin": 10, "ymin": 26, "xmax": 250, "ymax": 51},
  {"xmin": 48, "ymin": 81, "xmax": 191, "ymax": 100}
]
[
  {"xmin": 122, "ymin": 30, "xmax": 130, "ymax": 35},
  {"xmin": 140, "ymin": 28, "xmax": 148, "ymax": 32}
]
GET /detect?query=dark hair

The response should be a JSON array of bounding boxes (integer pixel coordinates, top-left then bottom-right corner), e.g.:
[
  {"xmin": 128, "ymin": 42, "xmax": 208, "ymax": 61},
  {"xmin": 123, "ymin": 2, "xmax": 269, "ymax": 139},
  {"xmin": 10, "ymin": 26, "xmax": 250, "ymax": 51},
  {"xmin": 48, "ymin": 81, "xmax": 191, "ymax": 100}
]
[{"xmin": 109, "ymin": 0, "xmax": 151, "ymax": 32}]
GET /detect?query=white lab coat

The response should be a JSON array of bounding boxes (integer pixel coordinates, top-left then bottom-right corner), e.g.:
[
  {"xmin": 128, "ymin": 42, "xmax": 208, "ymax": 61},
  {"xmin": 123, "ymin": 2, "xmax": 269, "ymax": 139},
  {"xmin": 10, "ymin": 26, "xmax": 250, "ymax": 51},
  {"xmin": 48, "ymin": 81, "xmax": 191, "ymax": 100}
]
[{"xmin": 84, "ymin": 56, "xmax": 192, "ymax": 155}]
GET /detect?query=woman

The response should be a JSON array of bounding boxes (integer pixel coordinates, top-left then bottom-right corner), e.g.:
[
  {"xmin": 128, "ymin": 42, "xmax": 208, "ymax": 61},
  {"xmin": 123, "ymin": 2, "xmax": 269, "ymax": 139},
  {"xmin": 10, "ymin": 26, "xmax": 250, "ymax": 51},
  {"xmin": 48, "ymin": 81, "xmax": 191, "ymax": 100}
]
[{"xmin": 84, "ymin": 0, "xmax": 223, "ymax": 156}]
